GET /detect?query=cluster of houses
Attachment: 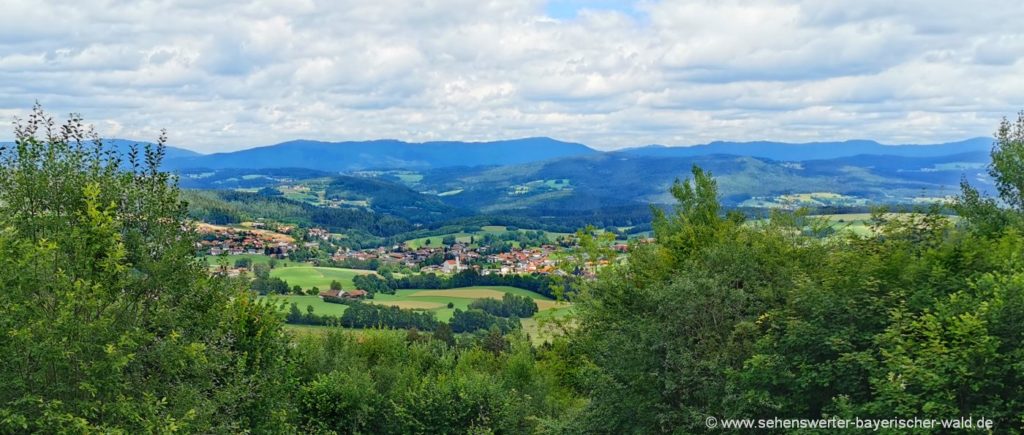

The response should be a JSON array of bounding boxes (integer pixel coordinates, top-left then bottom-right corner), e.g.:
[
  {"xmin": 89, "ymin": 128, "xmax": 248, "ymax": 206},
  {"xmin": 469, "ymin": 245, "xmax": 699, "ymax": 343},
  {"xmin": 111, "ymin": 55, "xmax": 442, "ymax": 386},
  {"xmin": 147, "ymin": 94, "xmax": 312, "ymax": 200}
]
[
  {"xmin": 198, "ymin": 222, "xmax": 341, "ymax": 258},
  {"xmin": 307, "ymin": 228, "xmax": 330, "ymax": 240},
  {"xmin": 333, "ymin": 242, "xmax": 564, "ymax": 276},
  {"xmin": 197, "ymin": 223, "xmax": 297, "ymax": 257},
  {"xmin": 200, "ymin": 220, "xmax": 632, "ymax": 280},
  {"xmin": 479, "ymin": 247, "xmax": 560, "ymax": 275},
  {"xmin": 333, "ymin": 245, "xmax": 427, "ymax": 265}
]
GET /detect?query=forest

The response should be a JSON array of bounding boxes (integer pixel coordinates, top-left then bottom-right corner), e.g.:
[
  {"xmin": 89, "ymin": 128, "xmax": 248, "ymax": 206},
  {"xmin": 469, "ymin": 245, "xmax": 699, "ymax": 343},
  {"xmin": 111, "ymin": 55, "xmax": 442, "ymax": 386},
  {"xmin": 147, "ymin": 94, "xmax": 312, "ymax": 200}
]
[{"xmin": 2, "ymin": 107, "xmax": 1024, "ymax": 433}]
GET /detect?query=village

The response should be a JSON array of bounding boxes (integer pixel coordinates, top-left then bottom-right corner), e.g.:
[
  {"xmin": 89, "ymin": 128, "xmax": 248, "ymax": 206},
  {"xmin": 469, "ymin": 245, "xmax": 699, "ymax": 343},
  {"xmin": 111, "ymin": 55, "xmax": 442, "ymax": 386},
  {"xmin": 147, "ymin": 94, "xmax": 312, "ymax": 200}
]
[
  {"xmin": 196, "ymin": 222, "xmax": 300, "ymax": 257},
  {"xmin": 194, "ymin": 221, "xmax": 605, "ymax": 277},
  {"xmin": 332, "ymin": 242, "xmax": 565, "ymax": 275}
]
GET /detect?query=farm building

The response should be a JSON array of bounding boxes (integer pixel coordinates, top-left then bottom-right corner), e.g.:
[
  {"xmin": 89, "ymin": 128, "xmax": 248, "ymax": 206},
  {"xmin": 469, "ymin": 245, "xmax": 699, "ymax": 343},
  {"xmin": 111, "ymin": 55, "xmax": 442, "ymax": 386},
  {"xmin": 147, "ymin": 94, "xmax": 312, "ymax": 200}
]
[{"xmin": 318, "ymin": 289, "xmax": 368, "ymax": 300}]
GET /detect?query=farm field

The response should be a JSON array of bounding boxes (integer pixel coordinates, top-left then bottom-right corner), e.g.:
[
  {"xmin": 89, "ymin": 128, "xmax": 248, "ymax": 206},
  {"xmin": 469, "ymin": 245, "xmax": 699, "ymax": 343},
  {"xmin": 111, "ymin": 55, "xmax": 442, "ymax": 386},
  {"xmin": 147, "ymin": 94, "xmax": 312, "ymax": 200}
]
[
  {"xmin": 270, "ymin": 266, "xmax": 378, "ymax": 290},
  {"xmin": 205, "ymin": 253, "xmax": 277, "ymax": 268},
  {"xmin": 196, "ymin": 222, "xmax": 294, "ymax": 243},
  {"xmin": 270, "ymin": 285, "xmax": 572, "ymax": 326}
]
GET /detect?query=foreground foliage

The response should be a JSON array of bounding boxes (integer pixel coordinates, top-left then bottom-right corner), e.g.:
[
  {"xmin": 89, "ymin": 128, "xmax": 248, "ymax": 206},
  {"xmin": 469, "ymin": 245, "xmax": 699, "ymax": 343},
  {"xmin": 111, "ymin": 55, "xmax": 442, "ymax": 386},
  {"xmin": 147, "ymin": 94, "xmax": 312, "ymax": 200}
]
[
  {"xmin": 0, "ymin": 107, "xmax": 293, "ymax": 432},
  {"xmin": 291, "ymin": 329, "xmax": 579, "ymax": 434}
]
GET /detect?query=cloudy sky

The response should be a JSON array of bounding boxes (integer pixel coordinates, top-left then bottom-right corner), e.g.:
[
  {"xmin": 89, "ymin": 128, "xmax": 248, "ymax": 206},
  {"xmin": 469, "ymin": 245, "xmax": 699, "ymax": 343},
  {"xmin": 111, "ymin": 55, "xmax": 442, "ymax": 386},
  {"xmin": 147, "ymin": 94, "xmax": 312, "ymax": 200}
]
[{"xmin": 2, "ymin": 0, "xmax": 1023, "ymax": 152}]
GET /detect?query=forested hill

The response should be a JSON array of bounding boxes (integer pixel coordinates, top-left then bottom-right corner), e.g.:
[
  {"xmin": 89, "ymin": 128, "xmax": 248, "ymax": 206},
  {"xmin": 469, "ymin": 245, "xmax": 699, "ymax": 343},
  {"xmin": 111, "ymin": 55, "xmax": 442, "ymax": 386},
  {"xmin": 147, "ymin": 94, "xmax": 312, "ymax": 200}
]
[{"xmin": 412, "ymin": 150, "xmax": 992, "ymax": 211}]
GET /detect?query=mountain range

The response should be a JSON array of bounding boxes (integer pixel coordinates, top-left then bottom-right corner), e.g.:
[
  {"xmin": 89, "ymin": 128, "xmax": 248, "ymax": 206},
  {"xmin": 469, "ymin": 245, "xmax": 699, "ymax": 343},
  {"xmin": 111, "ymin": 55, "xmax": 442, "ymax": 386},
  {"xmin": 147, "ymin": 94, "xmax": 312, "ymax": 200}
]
[
  {"xmin": 4, "ymin": 136, "xmax": 996, "ymax": 172},
  {"xmin": 150, "ymin": 136, "xmax": 995, "ymax": 172},
  {"xmin": 7, "ymin": 135, "xmax": 995, "ymax": 221}
]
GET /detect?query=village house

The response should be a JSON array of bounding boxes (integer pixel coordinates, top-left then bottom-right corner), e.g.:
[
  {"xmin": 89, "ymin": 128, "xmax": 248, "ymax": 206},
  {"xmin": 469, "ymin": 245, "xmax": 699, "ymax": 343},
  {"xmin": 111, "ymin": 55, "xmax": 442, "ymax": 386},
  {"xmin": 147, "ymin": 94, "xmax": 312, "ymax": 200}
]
[
  {"xmin": 307, "ymin": 228, "xmax": 330, "ymax": 240},
  {"xmin": 420, "ymin": 265, "xmax": 443, "ymax": 274},
  {"xmin": 318, "ymin": 289, "xmax": 368, "ymax": 300}
]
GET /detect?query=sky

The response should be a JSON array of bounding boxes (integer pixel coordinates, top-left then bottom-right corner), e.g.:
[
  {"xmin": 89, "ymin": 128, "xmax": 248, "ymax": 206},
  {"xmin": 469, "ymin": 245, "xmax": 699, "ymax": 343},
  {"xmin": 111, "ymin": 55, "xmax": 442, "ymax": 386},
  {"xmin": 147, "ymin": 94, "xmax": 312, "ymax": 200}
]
[{"xmin": 1, "ymin": 0, "xmax": 1023, "ymax": 153}]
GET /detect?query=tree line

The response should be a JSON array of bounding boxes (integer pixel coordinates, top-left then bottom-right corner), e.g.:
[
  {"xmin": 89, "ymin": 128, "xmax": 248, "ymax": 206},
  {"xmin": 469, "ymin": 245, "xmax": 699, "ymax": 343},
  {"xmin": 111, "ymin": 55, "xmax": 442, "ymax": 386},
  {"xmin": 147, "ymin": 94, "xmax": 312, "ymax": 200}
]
[
  {"xmin": 387, "ymin": 269, "xmax": 567, "ymax": 300},
  {"xmin": 468, "ymin": 293, "xmax": 538, "ymax": 318},
  {"xmin": 449, "ymin": 308, "xmax": 521, "ymax": 333}
]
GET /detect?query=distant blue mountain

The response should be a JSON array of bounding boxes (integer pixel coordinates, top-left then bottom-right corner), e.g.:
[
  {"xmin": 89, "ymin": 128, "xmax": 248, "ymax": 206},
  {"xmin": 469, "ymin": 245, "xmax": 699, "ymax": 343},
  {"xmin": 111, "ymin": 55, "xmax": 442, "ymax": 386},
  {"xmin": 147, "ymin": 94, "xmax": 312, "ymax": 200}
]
[
  {"xmin": 619, "ymin": 137, "xmax": 993, "ymax": 161},
  {"xmin": 164, "ymin": 137, "xmax": 597, "ymax": 171}
]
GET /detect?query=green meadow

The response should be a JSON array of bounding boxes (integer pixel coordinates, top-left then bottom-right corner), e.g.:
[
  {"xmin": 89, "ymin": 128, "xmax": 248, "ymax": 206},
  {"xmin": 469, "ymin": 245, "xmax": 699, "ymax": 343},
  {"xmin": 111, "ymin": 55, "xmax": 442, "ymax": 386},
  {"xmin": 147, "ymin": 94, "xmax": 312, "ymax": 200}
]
[
  {"xmin": 267, "ymin": 285, "xmax": 571, "ymax": 325},
  {"xmin": 269, "ymin": 266, "xmax": 377, "ymax": 290}
]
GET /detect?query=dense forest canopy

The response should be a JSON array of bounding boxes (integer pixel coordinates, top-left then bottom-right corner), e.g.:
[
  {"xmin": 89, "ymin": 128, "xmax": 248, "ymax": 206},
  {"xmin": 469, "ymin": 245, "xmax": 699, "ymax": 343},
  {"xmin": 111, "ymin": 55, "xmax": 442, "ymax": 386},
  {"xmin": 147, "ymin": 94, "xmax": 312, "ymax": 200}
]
[{"xmin": 3, "ymin": 106, "xmax": 1024, "ymax": 433}]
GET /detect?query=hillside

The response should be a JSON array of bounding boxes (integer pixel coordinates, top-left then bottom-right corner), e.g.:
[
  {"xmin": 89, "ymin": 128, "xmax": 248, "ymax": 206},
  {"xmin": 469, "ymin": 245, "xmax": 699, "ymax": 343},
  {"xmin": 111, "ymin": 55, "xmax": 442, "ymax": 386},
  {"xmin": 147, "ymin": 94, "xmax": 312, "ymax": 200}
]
[{"xmin": 411, "ymin": 151, "xmax": 992, "ymax": 211}]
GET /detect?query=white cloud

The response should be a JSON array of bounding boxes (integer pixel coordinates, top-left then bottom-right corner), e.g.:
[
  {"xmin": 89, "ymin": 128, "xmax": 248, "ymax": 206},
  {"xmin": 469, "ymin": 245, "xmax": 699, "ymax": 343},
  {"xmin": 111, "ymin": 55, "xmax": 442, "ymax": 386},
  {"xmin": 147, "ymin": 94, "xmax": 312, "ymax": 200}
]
[{"xmin": 0, "ymin": 0, "xmax": 1022, "ymax": 152}]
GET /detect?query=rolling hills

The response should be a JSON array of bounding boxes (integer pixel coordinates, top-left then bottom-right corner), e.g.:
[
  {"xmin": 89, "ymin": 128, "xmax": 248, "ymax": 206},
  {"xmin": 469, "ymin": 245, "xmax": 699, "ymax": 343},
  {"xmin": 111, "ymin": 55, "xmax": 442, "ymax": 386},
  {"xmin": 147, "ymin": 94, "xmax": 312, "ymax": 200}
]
[
  {"xmin": 166, "ymin": 135, "xmax": 996, "ymax": 238},
  {"xmin": 408, "ymin": 150, "xmax": 991, "ymax": 211}
]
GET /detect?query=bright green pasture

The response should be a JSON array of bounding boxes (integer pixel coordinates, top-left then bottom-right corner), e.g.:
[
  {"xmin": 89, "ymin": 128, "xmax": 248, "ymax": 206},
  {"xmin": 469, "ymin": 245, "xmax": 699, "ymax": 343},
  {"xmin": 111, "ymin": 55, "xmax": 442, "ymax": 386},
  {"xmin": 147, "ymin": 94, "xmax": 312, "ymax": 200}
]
[
  {"xmin": 270, "ymin": 266, "xmax": 377, "ymax": 290},
  {"xmin": 270, "ymin": 285, "xmax": 571, "ymax": 324},
  {"xmin": 371, "ymin": 286, "xmax": 565, "ymax": 322}
]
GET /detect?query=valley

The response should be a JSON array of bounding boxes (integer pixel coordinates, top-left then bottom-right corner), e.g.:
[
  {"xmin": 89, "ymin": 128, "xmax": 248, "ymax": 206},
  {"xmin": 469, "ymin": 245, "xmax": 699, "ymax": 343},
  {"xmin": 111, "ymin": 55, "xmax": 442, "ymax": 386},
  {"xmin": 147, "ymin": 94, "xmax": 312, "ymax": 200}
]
[
  {"xmin": 181, "ymin": 136, "xmax": 987, "ymax": 345},
  {"xmin": 7, "ymin": 107, "xmax": 1022, "ymax": 434}
]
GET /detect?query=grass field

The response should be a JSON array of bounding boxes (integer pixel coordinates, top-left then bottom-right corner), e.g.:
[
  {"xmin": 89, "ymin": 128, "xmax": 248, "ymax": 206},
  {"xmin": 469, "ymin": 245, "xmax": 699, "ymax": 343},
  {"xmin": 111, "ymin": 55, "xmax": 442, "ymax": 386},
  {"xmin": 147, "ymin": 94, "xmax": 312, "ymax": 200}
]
[
  {"xmin": 366, "ymin": 300, "xmax": 446, "ymax": 310},
  {"xmin": 265, "ymin": 294, "xmax": 350, "ymax": 316},
  {"xmin": 279, "ymin": 290, "xmax": 573, "ymax": 344},
  {"xmin": 270, "ymin": 266, "xmax": 378, "ymax": 290},
  {"xmin": 270, "ymin": 285, "xmax": 572, "ymax": 325},
  {"xmin": 205, "ymin": 254, "xmax": 277, "ymax": 268},
  {"xmin": 394, "ymin": 172, "xmax": 423, "ymax": 183}
]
